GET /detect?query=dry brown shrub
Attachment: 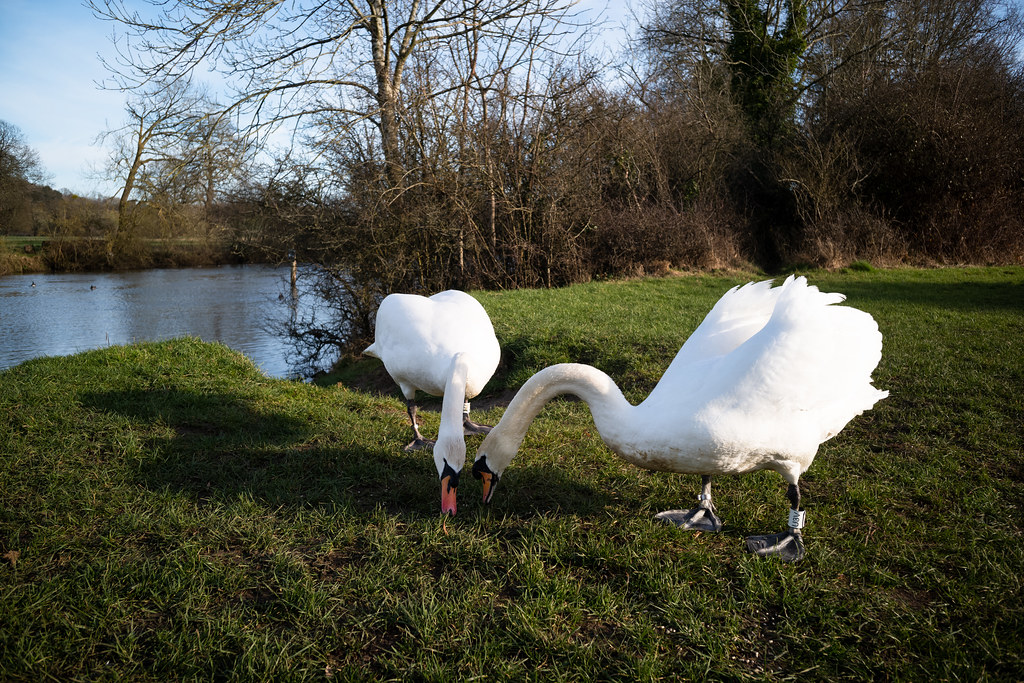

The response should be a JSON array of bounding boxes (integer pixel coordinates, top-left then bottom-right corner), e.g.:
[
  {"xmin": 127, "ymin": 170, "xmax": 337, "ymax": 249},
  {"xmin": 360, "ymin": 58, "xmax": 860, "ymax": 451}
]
[
  {"xmin": 587, "ymin": 197, "xmax": 745, "ymax": 276},
  {"xmin": 790, "ymin": 205, "xmax": 909, "ymax": 269}
]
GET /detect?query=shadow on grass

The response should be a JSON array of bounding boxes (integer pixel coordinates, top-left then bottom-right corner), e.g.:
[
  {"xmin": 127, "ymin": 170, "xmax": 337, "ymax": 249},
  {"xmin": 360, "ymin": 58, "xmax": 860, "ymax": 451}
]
[
  {"xmin": 80, "ymin": 387, "xmax": 616, "ymax": 520},
  {"xmin": 836, "ymin": 277, "xmax": 1024, "ymax": 314}
]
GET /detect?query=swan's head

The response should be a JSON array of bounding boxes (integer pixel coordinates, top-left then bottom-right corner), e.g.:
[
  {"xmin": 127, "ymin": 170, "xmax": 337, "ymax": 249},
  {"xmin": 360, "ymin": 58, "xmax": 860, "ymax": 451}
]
[
  {"xmin": 433, "ymin": 428, "xmax": 466, "ymax": 516},
  {"xmin": 470, "ymin": 424, "xmax": 520, "ymax": 505}
]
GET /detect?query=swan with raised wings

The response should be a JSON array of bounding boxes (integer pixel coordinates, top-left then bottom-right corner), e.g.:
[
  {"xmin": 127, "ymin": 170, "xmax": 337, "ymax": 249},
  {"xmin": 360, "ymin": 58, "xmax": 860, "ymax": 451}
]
[
  {"xmin": 365, "ymin": 290, "xmax": 501, "ymax": 516},
  {"xmin": 471, "ymin": 276, "xmax": 887, "ymax": 561}
]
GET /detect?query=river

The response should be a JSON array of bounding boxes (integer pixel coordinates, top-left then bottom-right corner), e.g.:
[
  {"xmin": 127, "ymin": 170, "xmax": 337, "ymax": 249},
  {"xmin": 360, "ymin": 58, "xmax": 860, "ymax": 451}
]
[{"xmin": 0, "ymin": 265, "xmax": 317, "ymax": 378}]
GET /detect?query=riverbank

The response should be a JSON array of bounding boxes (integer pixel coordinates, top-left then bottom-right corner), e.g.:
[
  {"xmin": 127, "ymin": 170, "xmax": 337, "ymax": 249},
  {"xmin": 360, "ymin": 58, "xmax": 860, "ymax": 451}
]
[
  {"xmin": 2, "ymin": 267, "xmax": 1022, "ymax": 679},
  {"xmin": 0, "ymin": 235, "xmax": 266, "ymax": 276}
]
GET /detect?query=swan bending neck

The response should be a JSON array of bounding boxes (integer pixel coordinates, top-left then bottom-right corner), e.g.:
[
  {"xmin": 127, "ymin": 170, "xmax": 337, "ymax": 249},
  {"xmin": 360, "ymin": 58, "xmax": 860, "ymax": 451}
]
[
  {"xmin": 435, "ymin": 353, "xmax": 471, "ymax": 475},
  {"xmin": 499, "ymin": 363, "xmax": 631, "ymax": 448}
]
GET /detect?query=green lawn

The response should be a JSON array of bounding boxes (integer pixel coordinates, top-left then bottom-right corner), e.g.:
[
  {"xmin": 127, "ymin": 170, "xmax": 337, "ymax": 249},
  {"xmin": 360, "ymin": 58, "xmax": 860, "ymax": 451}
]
[{"xmin": 1, "ymin": 266, "xmax": 1022, "ymax": 680}]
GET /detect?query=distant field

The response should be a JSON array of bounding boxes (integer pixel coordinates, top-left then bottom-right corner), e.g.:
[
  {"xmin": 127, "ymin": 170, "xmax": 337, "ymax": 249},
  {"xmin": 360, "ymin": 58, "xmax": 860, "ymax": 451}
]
[
  {"xmin": 3, "ymin": 235, "xmax": 47, "ymax": 247},
  {"xmin": 0, "ymin": 237, "xmax": 46, "ymax": 275},
  {"xmin": 1, "ymin": 266, "xmax": 1022, "ymax": 680},
  {"xmin": 0, "ymin": 235, "xmax": 247, "ymax": 275},
  {"xmin": 1, "ymin": 235, "xmax": 48, "ymax": 256}
]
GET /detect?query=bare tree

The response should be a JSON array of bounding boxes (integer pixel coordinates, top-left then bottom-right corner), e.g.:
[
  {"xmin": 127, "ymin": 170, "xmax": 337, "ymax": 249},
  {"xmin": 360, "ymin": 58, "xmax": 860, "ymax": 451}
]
[
  {"xmin": 97, "ymin": 81, "xmax": 209, "ymax": 258},
  {"xmin": 136, "ymin": 114, "xmax": 253, "ymax": 240},
  {"xmin": 89, "ymin": 0, "xmax": 581, "ymax": 191}
]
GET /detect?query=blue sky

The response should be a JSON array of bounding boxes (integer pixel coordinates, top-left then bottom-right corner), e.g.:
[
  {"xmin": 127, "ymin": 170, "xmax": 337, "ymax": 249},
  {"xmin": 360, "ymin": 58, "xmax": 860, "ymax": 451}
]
[
  {"xmin": 0, "ymin": 0, "xmax": 126, "ymax": 195},
  {"xmin": 0, "ymin": 0, "xmax": 632, "ymax": 197}
]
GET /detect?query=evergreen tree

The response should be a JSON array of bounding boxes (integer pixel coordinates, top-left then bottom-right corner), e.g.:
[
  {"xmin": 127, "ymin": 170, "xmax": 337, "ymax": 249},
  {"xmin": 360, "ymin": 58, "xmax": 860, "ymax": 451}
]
[{"xmin": 725, "ymin": 0, "xmax": 808, "ymax": 147}]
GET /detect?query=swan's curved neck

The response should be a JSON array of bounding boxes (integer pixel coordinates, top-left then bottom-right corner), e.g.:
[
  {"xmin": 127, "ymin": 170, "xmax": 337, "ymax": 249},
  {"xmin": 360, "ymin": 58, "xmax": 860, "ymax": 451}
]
[{"xmin": 493, "ymin": 363, "xmax": 633, "ymax": 454}]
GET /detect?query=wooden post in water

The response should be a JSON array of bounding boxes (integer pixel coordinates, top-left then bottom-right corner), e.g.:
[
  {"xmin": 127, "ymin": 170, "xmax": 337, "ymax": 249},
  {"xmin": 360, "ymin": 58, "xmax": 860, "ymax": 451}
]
[{"xmin": 289, "ymin": 250, "xmax": 298, "ymax": 300}]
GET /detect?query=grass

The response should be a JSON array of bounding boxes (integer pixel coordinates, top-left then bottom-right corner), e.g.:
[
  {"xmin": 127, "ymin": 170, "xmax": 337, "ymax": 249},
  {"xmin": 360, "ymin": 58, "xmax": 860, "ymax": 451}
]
[{"xmin": 1, "ymin": 266, "xmax": 1023, "ymax": 680}]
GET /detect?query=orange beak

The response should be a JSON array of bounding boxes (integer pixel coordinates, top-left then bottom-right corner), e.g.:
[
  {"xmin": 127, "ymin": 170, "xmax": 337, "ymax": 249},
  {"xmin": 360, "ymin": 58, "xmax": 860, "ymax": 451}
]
[
  {"xmin": 479, "ymin": 470, "xmax": 496, "ymax": 504},
  {"xmin": 472, "ymin": 456, "xmax": 499, "ymax": 504},
  {"xmin": 441, "ymin": 474, "xmax": 457, "ymax": 516}
]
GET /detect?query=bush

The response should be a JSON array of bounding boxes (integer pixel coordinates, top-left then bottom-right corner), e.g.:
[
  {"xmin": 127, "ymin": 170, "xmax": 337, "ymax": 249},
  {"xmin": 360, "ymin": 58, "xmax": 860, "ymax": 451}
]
[
  {"xmin": 587, "ymin": 198, "xmax": 745, "ymax": 276},
  {"xmin": 848, "ymin": 63, "xmax": 1024, "ymax": 263}
]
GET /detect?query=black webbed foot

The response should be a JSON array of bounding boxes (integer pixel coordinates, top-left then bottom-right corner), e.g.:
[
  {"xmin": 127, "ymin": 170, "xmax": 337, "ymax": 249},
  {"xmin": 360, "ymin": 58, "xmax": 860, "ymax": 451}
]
[
  {"xmin": 463, "ymin": 418, "xmax": 492, "ymax": 436},
  {"xmin": 403, "ymin": 437, "xmax": 436, "ymax": 452},
  {"xmin": 745, "ymin": 529, "xmax": 805, "ymax": 562},
  {"xmin": 655, "ymin": 506, "xmax": 724, "ymax": 532}
]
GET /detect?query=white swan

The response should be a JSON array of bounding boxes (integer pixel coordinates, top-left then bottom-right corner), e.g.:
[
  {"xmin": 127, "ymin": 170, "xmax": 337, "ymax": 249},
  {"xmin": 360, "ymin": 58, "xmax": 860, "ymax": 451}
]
[
  {"xmin": 364, "ymin": 290, "xmax": 501, "ymax": 516},
  {"xmin": 471, "ymin": 276, "xmax": 888, "ymax": 561}
]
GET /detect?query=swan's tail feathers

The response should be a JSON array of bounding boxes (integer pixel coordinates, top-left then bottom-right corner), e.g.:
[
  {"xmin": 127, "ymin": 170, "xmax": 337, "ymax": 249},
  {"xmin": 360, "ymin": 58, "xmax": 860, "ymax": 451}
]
[
  {"xmin": 776, "ymin": 274, "xmax": 845, "ymax": 308},
  {"xmin": 799, "ymin": 303, "xmax": 888, "ymax": 441},
  {"xmin": 724, "ymin": 277, "xmax": 888, "ymax": 447},
  {"xmin": 363, "ymin": 342, "xmax": 380, "ymax": 359},
  {"xmin": 818, "ymin": 384, "xmax": 889, "ymax": 443}
]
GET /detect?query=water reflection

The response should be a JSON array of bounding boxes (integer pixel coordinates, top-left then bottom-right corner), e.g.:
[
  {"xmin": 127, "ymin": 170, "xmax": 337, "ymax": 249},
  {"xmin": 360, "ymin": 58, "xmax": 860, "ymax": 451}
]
[{"xmin": 0, "ymin": 265, "xmax": 310, "ymax": 378}]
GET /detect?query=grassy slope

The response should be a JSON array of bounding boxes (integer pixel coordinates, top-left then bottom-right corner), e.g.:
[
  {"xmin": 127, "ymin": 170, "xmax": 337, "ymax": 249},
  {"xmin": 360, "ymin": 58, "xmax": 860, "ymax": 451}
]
[{"xmin": 1, "ymin": 267, "xmax": 1022, "ymax": 680}]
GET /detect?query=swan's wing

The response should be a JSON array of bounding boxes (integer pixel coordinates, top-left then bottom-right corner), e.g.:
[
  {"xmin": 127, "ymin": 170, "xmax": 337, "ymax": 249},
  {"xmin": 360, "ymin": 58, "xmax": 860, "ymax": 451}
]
[
  {"xmin": 428, "ymin": 291, "xmax": 497, "ymax": 351},
  {"xmin": 428, "ymin": 291, "xmax": 501, "ymax": 396},
  {"xmin": 665, "ymin": 278, "xmax": 792, "ymax": 373},
  {"xmin": 365, "ymin": 294, "xmax": 443, "ymax": 394}
]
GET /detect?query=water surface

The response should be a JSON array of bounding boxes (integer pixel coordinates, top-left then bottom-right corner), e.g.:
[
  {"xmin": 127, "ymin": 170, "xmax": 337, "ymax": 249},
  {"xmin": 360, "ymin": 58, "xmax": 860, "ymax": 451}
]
[{"xmin": 0, "ymin": 265, "xmax": 307, "ymax": 378}]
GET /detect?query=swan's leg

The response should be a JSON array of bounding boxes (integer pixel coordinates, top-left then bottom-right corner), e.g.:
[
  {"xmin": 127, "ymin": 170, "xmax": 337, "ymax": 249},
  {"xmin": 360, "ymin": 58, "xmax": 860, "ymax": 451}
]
[
  {"xmin": 462, "ymin": 401, "xmax": 493, "ymax": 436},
  {"xmin": 403, "ymin": 399, "xmax": 435, "ymax": 451},
  {"xmin": 654, "ymin": 475, "xmax": 724, "ymax": 532},
  {"xmin": 745, "ymin": 483, "xmax": 806, "ymax": 562}
]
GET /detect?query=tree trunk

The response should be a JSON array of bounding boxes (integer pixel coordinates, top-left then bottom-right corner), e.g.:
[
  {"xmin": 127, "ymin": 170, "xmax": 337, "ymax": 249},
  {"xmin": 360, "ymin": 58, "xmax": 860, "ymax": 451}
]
[
  {"xmin": 367, "ymin": 1, "xmax": 404, "ymax": 189},
  {"xmin": 111, "ymin": 123, "xmax": 147, "ymax": 264}
]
